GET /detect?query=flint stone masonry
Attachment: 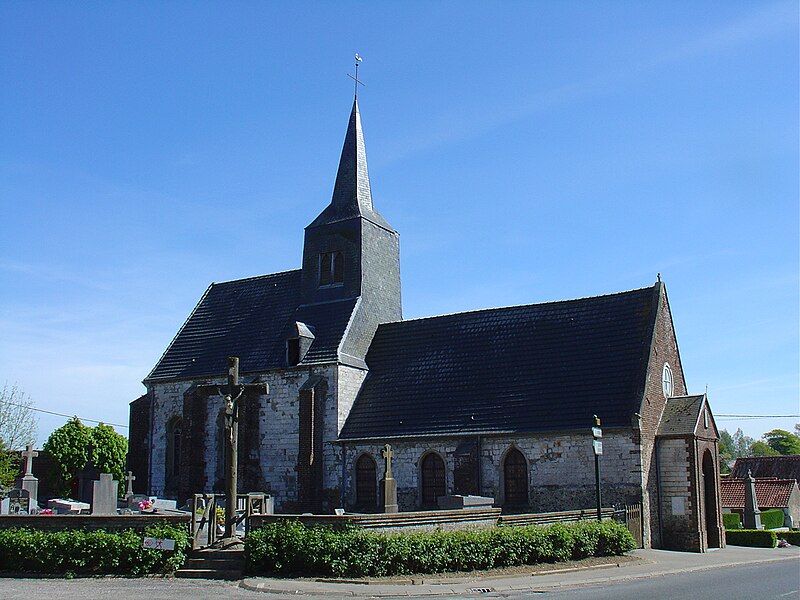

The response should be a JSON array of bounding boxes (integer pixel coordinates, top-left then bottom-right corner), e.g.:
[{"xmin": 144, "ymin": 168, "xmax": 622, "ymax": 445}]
[{"xmin": 341, "ymin": 430, "xmax": 643, "ymax": 512}]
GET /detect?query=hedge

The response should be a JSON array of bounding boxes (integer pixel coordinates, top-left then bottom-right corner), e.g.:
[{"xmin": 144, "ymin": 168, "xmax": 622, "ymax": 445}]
[
  {"xmin": 780, "ymin": 531, "xmax": 800, "ymax": 546},
  {"xmin": 760, "ymin": 509, "xmax": 785, "ymax": 530},
  {"xmin": 245, "ymin": 520, "xmax": 636, "ymax": 577},
  {"xmin": 725, "ymin": 529, "xmax": 777, "ymax": 548},
  {"xmin": 722, "ymin": 513, "xmax": 741, "ymax": 530},
  {"xmin": 0, "ymin": 523, "xmax": 188, "ymax": 575}
]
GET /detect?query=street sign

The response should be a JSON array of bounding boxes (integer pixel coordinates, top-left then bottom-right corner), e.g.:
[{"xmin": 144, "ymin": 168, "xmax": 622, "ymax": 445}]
[
  {"xmin": 592, "ymin": 440, "xmax": 603, "ymax": 455},
  {"xmin": 143, "ymin": 537, "xmax": 175, "ymax": 551},
  {"xmin": 592, "ymin": 427, "xmax": 602, "ymax": 438}
]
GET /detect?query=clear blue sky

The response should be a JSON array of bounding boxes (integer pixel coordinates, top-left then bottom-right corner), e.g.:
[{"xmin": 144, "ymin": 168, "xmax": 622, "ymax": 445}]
[{"xmin": 1, "ymin": 2, "xmax": 797, "ymax": 446}]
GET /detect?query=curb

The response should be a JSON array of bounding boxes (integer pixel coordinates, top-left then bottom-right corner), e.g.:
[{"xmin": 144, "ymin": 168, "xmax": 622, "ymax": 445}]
[{"xmin": 238, "ymin": 549, "xmax": 800, "ymax": 597}]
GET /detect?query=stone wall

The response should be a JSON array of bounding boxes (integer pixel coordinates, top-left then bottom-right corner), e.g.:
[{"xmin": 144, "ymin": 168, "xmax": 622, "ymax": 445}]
[
  {"xmin": 656, "ymin": 437, "xmax": 695, "ymax": 550},
  {"xmin": 341, "ymin": 430, "xmax": 643, "ymax": 514}
]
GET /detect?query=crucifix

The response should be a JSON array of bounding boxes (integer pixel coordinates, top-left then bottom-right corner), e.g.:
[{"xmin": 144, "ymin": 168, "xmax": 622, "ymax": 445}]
[
  {"xmin": 381, "ymin": 443, "xmax": 393, "ymax": 480},
  {"xmin": 21, "ymin": 444, "xmax": 38, "ymax": 477},
  {"xmin": 124, "ymin": 471, "xmax": 136, "ymax": 498},
  {"xmin": 199, "ymin": 357, "xmax": 268, "ymax": 540},
  {"xmin": 348, "ymin": 53, "xmax": 365, "ymax": 99}
]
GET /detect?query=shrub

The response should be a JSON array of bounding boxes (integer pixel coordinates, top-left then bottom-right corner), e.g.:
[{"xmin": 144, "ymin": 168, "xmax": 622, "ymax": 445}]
[
  {"xmin": 725, "ymin": 529, "xmax": 777, "ymax": 548},
  {"xmin": 0, "ymin": 524, "xmax": 188, "ymax": 575},
  {"xmin": 722, "ymin": 513, "xmax": 742, "ymax": 530},
  {"xmin": 245, "ymin": 519, "xmax": 635, "ymax": 577},
  {"xmin": 760, "ymin": 509, "xmax": 785, "ymax": 530},
  {"xmin": 780, "ymin": 531, "xmax": 800, "ymax": 546}
]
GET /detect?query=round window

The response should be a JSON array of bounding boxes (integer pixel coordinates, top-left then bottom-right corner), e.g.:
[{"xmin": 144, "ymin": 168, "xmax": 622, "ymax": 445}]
[{"xmin": 662, "ymin": 363, "xmax": 674, "ymax": 397}]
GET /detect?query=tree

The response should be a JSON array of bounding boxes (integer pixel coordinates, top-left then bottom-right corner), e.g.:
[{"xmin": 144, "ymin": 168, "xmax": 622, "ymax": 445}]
[
  {"xmin": 762, "ymin": 429, "xmax": 800, "ymax": 456},
  {"xmin": 750, "ymin": 441, "xmax": 780, "ymax": 457},
  {"xmin": 0, "ymin": 438, "xmax": 19, "ymax": 490},
  {"xmin": 718, "ymin": 429, "xmax": 734, "ymax": 473},
  {"xmin": 91, "ymin": 423, "xmax": 128, "ymax": 486},
  {"xmin": 731, "ymin": 428, "xmax": 755, "ymax": 458},
  {"xmin": 43, "ymin": 417, "xmax": 128, "ymax": 497},
  {"xmin": 43, "ymin": 417, "xmax": 91, "ymax": 497},
  {"xmin": 0, "ymin": 383, "xmax": 38, "ymax": 450}
]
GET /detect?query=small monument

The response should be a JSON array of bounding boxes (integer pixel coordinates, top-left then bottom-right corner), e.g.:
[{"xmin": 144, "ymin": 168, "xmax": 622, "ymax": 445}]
[
  {"xmin": 8, "ymin": 488, "xmax": 31, "ymax": 514},
  {"xmin": 742, "ymin": 469, "xmax": 763, "ymax": 530},
  {"xmin": 123, "ymin": 470, "xmax": 136, "ymax": 500},
  {"xmin": 91, "ymin": 473, "xmax": 119, "ymax": 515},
  {"xmin": 380, "ymin": 443, "xmax": 398, "ymax": 513},
  {"xmin": 19, "ymin": 444, "xmax": 39, "ymax": 510}
]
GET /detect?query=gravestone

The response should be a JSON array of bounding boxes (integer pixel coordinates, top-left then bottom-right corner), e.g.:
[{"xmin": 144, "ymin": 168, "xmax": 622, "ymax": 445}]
[
  {"xmin": 380, "ymin": 444, "xmax": 398, "ymax": 513},
  {"xmin": 91, "ymin": 473, "xmax": 119, "ymax": 515},
  {"xmin": 0, "ymin": 497, "xmax": 9, "ymax": 515},
  {"xmin": 152, "ymin": 498, "xmax": 177, "ymax": 511},
  {"xmin": 127, "ymin": 493, "xmax": 149, "ymax": 510},
  {"xmin": 77, "ymin": 458, "xmax": 100, "ymax": 504},
  {"xmin": 437, "ymin": 494, "xmax": 495, "ymax": 510},
  {"xmin": 19, "ymin": 445, "xmax": 39, "ymax": 510},
  {"xmin": 123, "ymin": 471, "xmax": 136, "ymax": 499},
  {"xmin": 48, "ymin": 498, "xmax": 90, "ymax": 514},
  {"xmin": 8, "ymin": 488, "xmax": 30, "ymax": 514}
]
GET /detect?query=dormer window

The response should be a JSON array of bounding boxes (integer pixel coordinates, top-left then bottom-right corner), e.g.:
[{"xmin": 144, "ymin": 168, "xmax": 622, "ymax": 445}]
[
  {"xmin": 287, "ymin": 338, "xmax": 301, "ymax": 366},
  {"xmin": 319, "ymin": 251, "xmax": 344, "ymax": 286},
  {"xmin": 287, "ymin": 321, "xmax": 315, "ymax": 366}
]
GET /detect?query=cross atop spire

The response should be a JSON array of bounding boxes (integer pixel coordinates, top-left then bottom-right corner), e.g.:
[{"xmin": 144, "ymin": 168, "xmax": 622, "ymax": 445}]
[{"xmin": 348, "ymin": 53, "xmax": 365, "ymax": 100}]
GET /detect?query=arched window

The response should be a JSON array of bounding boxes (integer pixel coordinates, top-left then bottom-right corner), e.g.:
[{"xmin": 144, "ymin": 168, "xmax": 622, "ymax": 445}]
[
  {"xmin": 504, "ymin": 448, "xmax": 528, "ymax": 507},
  {"xmin": 662, "ymin": 363, "xmax": 674, "ymax": 397},
  {"xmin": 166, "ymin": 417, "xmax": 182, "ymax": 482},
  {"xmin": 355, "ymin": 454, "xmax": 377, "ymax": 511},
  {"xmin": 421, "ymin": 453, "xmax": 446, "ymax": 508}
]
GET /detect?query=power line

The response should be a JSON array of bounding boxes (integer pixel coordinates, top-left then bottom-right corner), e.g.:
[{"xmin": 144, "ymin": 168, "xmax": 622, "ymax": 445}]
[
  {"xmin": 716, "ymin": 414, "xmax": 799, "ymax": 420},
  {"xmin": 0, "ymin": 400, "xmax": 128, "ymax": 429}
]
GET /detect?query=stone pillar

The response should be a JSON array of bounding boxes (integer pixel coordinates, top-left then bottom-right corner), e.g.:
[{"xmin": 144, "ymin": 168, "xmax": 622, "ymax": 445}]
[
  {"xmin": 743, "ymin": 470, "xmax": 762, "ymax": 530},
  {"xmin": 19, "ymin": 445, "xmax": 39, "ymax": 510}
]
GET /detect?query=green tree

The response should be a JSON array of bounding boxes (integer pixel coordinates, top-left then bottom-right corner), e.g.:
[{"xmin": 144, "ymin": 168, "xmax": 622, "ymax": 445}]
[
  {"xmin": 731, "ymin": 428, "xmax": 754, "ymax": 458},
  {"xmin": 750, "ymin": 441, "xmax": 780, "ymax": 457},
  {"xmin": 91, "ymin": 423, "xmax": 128, "ymax": 486},
  {"xmin": 762, "ymin": 429, "xmax": 800, "ymax": 456},
  {"xmin": 43, "ymin": 417, "xmax": 92, "ymax": 497},
  {"xmin": 43, "ymin": 418, "xmax": 128, "ymax": 497},
  {"xmin": 0, "ymin": 439, "xmax": 19, "ymax": 490},
  {"xmin": 718, "ymin": 429, "xmax": 734, "ymax": 474}
]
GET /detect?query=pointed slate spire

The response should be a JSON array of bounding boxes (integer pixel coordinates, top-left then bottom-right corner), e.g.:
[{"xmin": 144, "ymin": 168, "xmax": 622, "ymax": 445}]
[{"xmin": 307, "ymin": 99, "xmax": 393, "ymax": 231}]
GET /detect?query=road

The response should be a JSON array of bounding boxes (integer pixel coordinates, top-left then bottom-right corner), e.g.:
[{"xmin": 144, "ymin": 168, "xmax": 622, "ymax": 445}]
[{"xmin": 1, "ymin": 558, "xmax": 797, "ymax": 599}]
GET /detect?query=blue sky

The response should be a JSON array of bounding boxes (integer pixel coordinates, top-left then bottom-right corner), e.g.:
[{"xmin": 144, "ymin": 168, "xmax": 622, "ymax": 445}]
[{"xmin": 1, "ymin": 1, "xmax": 797, "ymax": 446}]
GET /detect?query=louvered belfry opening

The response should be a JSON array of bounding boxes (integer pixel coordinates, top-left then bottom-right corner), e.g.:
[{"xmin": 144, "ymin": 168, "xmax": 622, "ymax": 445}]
[
  {"xmin": 421, "ymin": 453, "xmax": 446, "ymax": 508},
  {"xmin": 355, "ymin": 454, "xmax": 377, "ymax": 511},
  {"xmin": 504, "ymin": 448, "xmax": 528, "ymax": 508}
]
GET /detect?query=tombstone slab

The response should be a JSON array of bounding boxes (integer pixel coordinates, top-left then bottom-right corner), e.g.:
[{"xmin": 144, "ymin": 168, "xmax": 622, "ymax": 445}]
[
  {"xmin": 437, "ymin": 494, "xmax": 495, "ymax": 510},
  {"xmin": 48, "ymin": 498, "xmax": 90, "ymax": 514},
  {"xmin": 91, "ymin": 473, "xmax": 119, "ymax": 515}
]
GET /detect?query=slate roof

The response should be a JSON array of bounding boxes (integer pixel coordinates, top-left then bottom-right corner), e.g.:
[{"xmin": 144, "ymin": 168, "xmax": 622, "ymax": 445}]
[
  {"xmin": 658, "ymin": 395, "xmax": 705, "ymax": 436},
  {"xmin": 731, "ymin": 456, "xmax": 800, "ymax": 483},
  {"xmin": 720, "ymin": 478, "xmax": 799, "ymax": 509},
  {"xmin": 339, "ymin": 285, "xmax": 660, "ymax": 439},
  {"xmin": 146, "ymin": 270, "xmax": 357, "ymax": 381}
]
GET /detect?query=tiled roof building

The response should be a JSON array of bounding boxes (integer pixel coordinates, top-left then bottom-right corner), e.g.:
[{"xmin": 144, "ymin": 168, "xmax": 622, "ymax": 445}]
[{"xmin": 128, "ymin": 97, "xmax": 724, "ymax": 553}]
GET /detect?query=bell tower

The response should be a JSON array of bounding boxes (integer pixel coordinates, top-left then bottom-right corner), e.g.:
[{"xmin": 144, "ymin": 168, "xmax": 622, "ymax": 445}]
[{"xmin": 300, "ymin": 99, "xmax": 402, "ymax": 360}]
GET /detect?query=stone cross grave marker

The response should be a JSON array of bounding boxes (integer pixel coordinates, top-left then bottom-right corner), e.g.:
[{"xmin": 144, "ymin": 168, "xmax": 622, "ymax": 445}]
[
  {"xmin": 91, "ymin": 473, "xmax": 119, "ymax": 515},
  {"xmin": 19, "ymin": 444, "xmax": 39, "ymax": 509},
  {"xmin": 380, "ymin": 443, "xmax": 398, "ymax": 513},
  {"xmin": 124, "ymin": 471, "xmax": 136, "ymax": 499},
  {"xmin": 743, "ymin": 469, "xmax": 763, "ymax": 530}
]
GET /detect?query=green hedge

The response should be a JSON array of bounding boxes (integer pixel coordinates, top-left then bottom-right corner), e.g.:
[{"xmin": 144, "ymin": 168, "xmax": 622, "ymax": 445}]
[
  {"xmin": 245, "ymin": 520, "xmax": 636, "ymax": 577},
  {"xmin": 0, "ymin": 523, "xmax": 188, "ymax": 575},
  {"xmin": 780, "ymin": 531, "xmax": 800, "ymax": 546},
  {"xmin": 725, "ymin": 529, "xmax": 777, "ymax": 548},
  {"xmin": 722, "ymin": 513, "xmax": 742, "ymax": 530},
  {"xmin": 760, "ymin": 509, "xmax": 785, "ymax": 530}
]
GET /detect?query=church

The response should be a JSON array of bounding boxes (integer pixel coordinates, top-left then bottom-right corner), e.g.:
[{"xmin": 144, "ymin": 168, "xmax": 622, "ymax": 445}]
[{"xmin": 128, "ymin": 98, "xmax": 723, "ymax": 552}]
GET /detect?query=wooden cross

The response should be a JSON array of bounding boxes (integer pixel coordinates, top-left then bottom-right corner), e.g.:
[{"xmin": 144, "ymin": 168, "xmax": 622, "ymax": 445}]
[
  {"xmin": 347, "ymin": 54, "xmax": 365, "ymax": 99},
  {"xmin": 381, "ymin": 443, "xmax": 394, "ymax": 480},
  {"xmin": 197, "ymin": 357, "xmax": 268, "ymax": 539},
  {"xmin": 124, "ymin": 471, "xmax": 136, "ymax": 497},
  {"xmin": 21, "ymin": 444, "xmax": 38, "ymax": 476}
]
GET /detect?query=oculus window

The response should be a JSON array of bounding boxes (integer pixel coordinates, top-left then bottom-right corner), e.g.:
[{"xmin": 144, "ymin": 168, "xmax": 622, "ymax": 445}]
[{"xmin": 319, "ymin": 251, "xmax": 344, "ymax": 286}]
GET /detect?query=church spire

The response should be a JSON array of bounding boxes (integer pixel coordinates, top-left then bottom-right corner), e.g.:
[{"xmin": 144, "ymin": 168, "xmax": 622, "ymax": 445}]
[{"xmin": 307, "ymin": 99, "xmax": 392, "ymax": 231}]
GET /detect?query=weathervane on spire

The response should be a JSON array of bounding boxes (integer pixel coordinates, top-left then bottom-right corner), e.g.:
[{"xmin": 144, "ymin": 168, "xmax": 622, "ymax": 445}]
[{"xmin": 348, "ymin": 53, "xmax": 365, "ymax": 99}]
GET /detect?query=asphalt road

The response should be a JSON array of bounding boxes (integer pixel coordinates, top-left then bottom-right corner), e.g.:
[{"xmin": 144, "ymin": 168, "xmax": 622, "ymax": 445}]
[{"xmin": 1, "ymin": 559, "xmax": 798, "ymax": 600}]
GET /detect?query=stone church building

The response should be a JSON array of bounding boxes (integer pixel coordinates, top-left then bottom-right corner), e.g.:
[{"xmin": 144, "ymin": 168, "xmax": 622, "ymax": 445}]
[{"xmin": 128, "ymin": 99, "xmax": 723, "ymax": 552}]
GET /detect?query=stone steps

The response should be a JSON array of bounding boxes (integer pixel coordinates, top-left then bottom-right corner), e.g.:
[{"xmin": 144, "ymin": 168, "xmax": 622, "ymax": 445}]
[{"xmin": 175, "ymin": 545, "xmax": 244, "ymax": 580}]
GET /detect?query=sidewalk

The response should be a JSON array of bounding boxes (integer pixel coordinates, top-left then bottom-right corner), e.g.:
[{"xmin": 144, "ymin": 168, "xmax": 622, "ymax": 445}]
[{"xmin": 240, "ymin": 545, "xmax": 800, "ymax": 596}]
